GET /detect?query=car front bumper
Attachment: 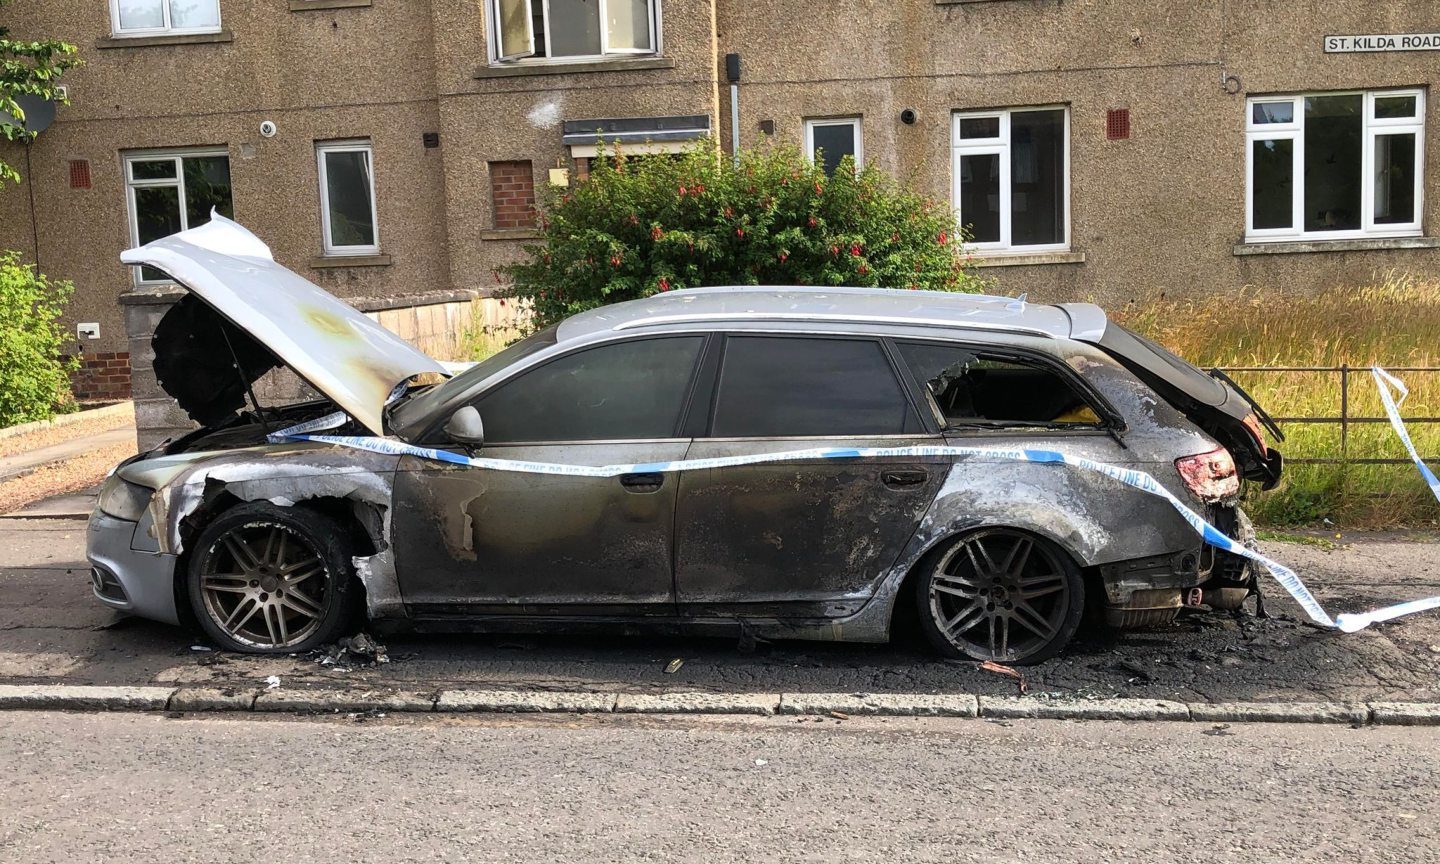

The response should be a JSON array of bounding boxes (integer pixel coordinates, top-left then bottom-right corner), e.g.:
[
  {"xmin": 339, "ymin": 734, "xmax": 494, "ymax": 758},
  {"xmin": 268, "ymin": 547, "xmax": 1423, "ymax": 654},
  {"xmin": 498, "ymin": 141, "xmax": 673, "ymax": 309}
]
[{"xmin": 86, "ymin": 510, "xmax": 181, "ymax": 625}]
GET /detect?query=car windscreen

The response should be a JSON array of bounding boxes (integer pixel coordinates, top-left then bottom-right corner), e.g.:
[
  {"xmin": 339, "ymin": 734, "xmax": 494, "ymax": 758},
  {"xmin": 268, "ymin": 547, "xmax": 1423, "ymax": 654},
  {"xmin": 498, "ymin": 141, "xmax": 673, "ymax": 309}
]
[
  {"xmin": 388, "ymin": 323, "xmax": 560, "ymax": 433},
  {"xmin": 1095, "ymin": 324, "xmax": 1229, "ymax": 408}
]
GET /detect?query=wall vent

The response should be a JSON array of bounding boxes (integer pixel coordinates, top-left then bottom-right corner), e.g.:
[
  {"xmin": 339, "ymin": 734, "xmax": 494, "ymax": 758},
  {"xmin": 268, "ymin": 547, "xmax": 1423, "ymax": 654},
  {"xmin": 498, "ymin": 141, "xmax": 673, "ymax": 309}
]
[
  {"xmin": 1106, "ymin": 108, "xmax": 1131, "ymax": 140},
  {"xmin": 68, "ymin": 159, "xmax": 91, "ymax": 189}
]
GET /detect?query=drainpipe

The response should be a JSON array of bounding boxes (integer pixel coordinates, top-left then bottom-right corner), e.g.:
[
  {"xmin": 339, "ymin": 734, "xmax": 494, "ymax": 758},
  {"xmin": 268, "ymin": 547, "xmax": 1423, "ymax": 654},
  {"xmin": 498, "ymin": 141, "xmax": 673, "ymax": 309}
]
[{"xmin": 725, "ymin": 53, "xmax": 741, "ymax": 165}]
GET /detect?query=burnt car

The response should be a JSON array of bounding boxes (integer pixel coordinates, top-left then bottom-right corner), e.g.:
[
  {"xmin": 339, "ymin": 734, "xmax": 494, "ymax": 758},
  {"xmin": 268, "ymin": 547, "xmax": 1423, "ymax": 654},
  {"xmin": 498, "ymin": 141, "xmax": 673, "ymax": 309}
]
[{"xmin": 89, "ymin": 216, "xmax": 1282, "ymax": 663}]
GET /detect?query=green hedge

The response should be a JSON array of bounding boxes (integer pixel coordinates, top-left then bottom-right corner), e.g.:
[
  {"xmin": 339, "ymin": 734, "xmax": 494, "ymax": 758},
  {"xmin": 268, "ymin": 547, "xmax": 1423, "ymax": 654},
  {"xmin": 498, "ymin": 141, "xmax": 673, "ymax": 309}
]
[
  {"xmin": 502, "ymin": 144, "xmax": 986, "ymax": 331},
  {"xmin": 0, "ymin": 252, "xmax": 76, "ymax": 427}
]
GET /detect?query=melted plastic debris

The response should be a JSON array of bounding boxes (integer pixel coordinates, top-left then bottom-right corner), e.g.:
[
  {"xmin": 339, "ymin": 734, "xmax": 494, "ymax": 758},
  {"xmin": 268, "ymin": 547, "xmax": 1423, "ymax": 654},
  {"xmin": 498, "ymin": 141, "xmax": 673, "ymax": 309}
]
[{"xmin": 312, "ymin": 633, "xmax": 391, "ymax": 670}]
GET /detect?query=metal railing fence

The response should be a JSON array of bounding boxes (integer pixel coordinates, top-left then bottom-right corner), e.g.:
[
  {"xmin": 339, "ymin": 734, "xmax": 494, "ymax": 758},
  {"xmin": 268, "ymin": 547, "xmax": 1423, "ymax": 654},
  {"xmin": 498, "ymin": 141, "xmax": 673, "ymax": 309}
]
[{"xmin": 1217, "ymin": 365, "xmax": 1439, "ymax": 466}]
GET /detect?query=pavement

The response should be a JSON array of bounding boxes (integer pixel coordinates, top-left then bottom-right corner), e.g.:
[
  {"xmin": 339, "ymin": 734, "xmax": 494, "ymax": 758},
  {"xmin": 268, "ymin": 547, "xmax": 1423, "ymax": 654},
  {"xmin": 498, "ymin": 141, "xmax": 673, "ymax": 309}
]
[
  {"xmin": 2, "ymin": 710, "xmax": 1437, "ymax": 863},
  {"xmin": 0, "ymin": 427, "xmax": 134, "ymax": 483},
  {"xmin": 3, "ymin": 511, "xmax": 1440, "ymax": 712}
]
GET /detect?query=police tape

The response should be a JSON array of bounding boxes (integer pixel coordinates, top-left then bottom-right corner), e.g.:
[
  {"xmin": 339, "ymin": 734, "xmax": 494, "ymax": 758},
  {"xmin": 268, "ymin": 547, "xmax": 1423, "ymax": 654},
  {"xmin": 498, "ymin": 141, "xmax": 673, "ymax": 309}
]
[
  {"xmin": 1372, "ymin": 366, "xmax": 1440, "ymax": 508},
  {"xmin": 265, "ymin": 370, "xmax": 1440, "ymax": 634}
]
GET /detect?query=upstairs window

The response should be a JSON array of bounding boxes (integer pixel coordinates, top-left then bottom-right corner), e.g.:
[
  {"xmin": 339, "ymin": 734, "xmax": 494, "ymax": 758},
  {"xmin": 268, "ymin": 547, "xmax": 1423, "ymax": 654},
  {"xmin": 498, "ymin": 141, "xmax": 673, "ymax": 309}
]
[
  {"xmin": 951, "ymin": 107, "xmax": 1070, "ymax": 254},
  {"xmin": 110, "ymin": 0, "xmax": 221, "ymax": 36},
  {"xmin": 490, "ymin": 0, "xmax": 657, "ymax": 63},
  {"xmin": 1246, "ymin": 89, "xmax": 1425, "ymax": 241},
  {"xmin": 316, "ymin": 140, "xmax": 380, "ymax": 256},
  {"xmin": 123, "ymin": 148, "xmax": 233, "ymax": 285}
]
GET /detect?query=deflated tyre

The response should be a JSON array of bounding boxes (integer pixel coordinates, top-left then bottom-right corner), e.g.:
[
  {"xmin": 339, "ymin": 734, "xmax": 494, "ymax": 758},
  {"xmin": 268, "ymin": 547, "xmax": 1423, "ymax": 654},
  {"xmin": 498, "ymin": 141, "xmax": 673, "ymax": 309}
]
[
  {"xmin": 187, "ymin": 502, "xmax": 357, "ymax": 653},
  {"xmin": 916, "ymin": 528, "xmax": 1085, "ymax": 665}
]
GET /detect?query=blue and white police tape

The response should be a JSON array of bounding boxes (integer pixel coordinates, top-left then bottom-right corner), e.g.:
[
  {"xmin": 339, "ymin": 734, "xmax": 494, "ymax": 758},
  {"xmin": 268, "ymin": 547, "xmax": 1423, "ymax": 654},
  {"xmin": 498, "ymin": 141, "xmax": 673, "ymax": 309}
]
[
  {"xmin": 264, "ymin": 368, "xmax": 1440, "ymax": 634},
  {"xmin": 1373, "ymin": 366, "xmax": 1440, "ymax": 508},
  {"xmin": 265, "ymin": 410, "xmax": 349, "ymax": 443}
]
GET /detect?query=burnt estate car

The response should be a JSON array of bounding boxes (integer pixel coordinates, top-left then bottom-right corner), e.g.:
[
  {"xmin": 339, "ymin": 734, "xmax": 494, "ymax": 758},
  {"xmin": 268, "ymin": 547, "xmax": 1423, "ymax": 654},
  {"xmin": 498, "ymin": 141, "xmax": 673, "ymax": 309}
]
[{"xmin": 88, "ymin": 216, "xmax": 1283, "ymax": 663}]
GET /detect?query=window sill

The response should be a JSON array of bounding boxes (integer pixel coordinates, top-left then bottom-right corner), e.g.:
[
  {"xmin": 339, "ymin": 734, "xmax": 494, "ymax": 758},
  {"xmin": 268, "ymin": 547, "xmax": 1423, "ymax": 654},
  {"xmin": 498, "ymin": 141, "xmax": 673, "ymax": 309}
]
[
  {"xmin": 970, "ymin": 251, "xmax": 1086, "ymax": 268},
  {"xmin": 309, "ymin": 253, "xmax": 392, "ymax": 269},
  {"xmin": 480, "ymin": 228, "xmax": 542, "ymax": 241},
  {"xmin": 290, "ymin": 0, "xmax": 371, "ymax": 9},
  {"xmin": 474, "ymin": 57, "xmax": 675, "ymax": 80},
  {"xmin": 97, "ymin": 30, "xmax": 233, "ymax": 49},
  {"xmin": 1233, "ymin": 236, "xmax": 1440, "ymax": 256}
]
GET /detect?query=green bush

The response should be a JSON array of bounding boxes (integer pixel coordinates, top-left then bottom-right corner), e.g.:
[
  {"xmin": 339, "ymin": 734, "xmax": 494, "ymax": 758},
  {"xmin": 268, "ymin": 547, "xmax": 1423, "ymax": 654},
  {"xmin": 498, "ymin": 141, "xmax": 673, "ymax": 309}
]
[
  {"xmin": 0, "ymin": 252, "xmax": 77, "ymax": 427},
  {"xmin": 502, "ymin": 144, "xmax": 986, "ymax": 330}
]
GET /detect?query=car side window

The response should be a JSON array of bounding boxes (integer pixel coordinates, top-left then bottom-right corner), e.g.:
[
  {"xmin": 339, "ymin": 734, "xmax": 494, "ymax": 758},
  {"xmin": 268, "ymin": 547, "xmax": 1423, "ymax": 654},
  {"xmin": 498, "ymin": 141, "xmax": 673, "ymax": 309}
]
[
  {"xmin": 474, "ymin": 336, "xmax": 705, "ymax": 443},
  {"xmin": 710, "ymin": 336, "xmax": 916, "ymax": 437},
  {"xmin": 896, "ymin": 342, "xmax": 1102, "ymax": 427}
]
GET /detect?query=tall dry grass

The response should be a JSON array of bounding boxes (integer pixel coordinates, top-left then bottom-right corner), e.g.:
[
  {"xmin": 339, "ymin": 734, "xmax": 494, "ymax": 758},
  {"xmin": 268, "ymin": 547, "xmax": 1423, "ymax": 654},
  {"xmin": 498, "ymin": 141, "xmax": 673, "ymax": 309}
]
[{"xmin": 1113, "ymin": 270, "xmax": 1440, "ymax": 527}]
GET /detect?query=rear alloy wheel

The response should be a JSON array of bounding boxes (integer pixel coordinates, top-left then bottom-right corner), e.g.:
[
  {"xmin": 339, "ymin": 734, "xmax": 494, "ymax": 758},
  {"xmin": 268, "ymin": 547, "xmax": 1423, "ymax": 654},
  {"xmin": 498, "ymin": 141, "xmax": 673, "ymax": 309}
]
[
  {"xmin": 916, "ymin": 528, "xmax": 1084, "ymax": 665},
  {"xmin": 187, "ymin": 503, "xmax": 357, "ymax": 653}
]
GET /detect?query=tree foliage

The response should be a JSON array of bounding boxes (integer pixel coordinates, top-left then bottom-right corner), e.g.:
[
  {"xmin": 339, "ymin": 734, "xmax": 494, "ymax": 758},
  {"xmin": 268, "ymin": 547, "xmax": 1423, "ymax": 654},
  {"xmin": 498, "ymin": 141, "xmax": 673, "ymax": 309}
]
[
  {"xmin": 0, "ymin": 252, "xmax": 77, "ymax": 425},
  {"xmin": 1, "ymin": 0, "xmax": 79, "ymax": 184},
  {"xmin": 502, "ymin": 144, "xmax": 986, "ymax": 330}
]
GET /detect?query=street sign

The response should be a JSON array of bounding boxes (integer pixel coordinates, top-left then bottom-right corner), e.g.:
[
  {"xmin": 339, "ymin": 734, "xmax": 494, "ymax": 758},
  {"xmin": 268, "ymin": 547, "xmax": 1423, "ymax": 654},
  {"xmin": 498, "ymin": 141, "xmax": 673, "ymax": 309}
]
[{"xmin": 1325, "ymin": 33, "xmax": 1440, "ymax": 53}]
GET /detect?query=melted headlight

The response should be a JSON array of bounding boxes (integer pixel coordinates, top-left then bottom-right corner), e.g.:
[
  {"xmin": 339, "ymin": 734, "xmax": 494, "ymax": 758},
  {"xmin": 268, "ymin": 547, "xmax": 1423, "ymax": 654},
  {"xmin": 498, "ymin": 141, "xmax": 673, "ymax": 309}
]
[{"xmin": 97, "ymin": 477, "xmax": 154, "ymax": 522}]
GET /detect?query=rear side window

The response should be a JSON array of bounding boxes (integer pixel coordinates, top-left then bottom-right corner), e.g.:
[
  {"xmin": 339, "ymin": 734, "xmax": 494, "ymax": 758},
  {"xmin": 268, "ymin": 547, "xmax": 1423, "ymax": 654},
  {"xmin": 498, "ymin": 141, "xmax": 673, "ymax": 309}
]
[
  {"xmin": 475, "ymin": 336, "xmax": 704, "ymax": 443},
  {"xmin": 711, "ymin": 336, "xmax": 916, "ymax": 437},
  {"xmin": 896, "ymin": 342, "xmax": 1101, "ymax": 427}
]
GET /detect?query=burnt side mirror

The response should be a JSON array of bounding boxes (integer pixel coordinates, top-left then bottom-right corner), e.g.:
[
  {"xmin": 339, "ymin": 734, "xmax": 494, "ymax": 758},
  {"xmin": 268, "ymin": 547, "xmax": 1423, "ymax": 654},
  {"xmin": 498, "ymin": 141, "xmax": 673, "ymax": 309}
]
[{"xmin": 443, "ymin": 406, "xmax": 485, "ymax": 449}]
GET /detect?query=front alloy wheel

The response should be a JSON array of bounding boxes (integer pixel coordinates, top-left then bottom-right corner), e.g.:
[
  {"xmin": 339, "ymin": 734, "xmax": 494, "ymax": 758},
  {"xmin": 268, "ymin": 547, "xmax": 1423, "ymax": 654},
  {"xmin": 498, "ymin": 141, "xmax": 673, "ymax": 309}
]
[
  {"xmin": 917, "ymin": 528, "xmax": 1084, "ymax": 664},
  {"xmin": 187, "ymin": 502, "xmax": 356, "ymax": 653}
]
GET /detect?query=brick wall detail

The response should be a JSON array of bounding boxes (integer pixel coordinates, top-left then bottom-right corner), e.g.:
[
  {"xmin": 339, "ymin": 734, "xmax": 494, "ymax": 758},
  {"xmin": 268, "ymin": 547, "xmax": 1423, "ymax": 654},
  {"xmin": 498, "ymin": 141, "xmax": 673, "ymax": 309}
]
[
  {"xmin": 489, "ymin": 160, "xmax": 537, "ymax": 229},
  {"xmin": 71, "ymin": 351, "xmax": 132, "ymax": 401}
]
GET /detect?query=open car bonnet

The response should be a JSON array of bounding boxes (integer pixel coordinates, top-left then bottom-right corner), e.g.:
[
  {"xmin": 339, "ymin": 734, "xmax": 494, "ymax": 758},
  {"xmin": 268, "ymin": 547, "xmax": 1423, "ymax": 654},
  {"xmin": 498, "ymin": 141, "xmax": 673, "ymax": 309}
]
[{"xmin": 120, "ymin": 215, "xmax": 447, "ymax": 435}]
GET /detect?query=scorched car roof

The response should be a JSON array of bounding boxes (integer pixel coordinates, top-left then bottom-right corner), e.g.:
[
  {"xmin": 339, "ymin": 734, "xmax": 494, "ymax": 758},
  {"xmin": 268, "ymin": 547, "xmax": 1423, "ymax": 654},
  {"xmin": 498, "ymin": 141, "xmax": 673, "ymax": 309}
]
[{"xmin": 555, "ymin": 286, "xmax": 1110, "ymax": 343}]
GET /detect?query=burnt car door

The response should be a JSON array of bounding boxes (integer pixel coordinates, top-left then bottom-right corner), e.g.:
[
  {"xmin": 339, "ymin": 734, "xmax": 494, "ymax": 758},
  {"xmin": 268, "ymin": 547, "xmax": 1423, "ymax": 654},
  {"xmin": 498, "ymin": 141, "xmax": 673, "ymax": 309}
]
[
  {"xmin": 391, "ymin": 335, "xmax": 708, "ymax": 613},
  {"xmin": 672, "ymin": 334, "xmax": 948, "ymax": 618}
]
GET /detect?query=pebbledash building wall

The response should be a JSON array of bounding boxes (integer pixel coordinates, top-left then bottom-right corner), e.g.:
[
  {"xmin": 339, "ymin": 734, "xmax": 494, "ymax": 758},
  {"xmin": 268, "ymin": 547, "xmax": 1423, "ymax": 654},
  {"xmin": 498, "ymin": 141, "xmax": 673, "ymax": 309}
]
[{"xmin": 2, "ymin": 1, "xmax": 1439, "ymax": 421}]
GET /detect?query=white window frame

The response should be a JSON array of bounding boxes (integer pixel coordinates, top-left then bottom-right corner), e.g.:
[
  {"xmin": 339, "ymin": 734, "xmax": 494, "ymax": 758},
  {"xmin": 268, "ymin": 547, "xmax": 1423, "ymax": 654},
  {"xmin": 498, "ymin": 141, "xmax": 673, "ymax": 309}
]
[
  {"xmin": 316, "ymin": 140, "xmax": 381, "ymax": 257},
  {"xmin": 950, "ymin": 106, "xmax": 1071, "ymax": 255},
  {"xmin": 804, "ymin": 117, "xmax": 863, "ymax": 171},
  {"xmin": 109, "ymin": 0, "xmax": 223, "ymax": 37},
  {"xmin": 1245, "ymin": 88, "xmax": 1425, "ymax": 242},
  {"xmin": 123, "ymin": 147, "xmax": 230, "ymax": 286},
  {"xmin": 486, "ymin": 0, "xmax": 661, "ymax": 65}
]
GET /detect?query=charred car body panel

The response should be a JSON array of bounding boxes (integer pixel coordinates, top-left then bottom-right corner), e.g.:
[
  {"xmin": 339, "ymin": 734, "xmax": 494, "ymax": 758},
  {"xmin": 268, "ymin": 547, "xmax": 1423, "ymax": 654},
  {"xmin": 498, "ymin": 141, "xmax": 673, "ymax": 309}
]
[{"xmin": 90, "ymin": 222, "xmax": 1279, "ymax": 658}]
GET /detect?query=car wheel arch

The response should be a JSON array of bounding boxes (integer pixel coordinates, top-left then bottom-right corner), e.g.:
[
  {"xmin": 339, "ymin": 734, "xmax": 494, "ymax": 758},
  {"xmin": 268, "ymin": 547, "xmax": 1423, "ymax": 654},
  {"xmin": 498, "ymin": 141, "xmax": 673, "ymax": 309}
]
[
  {"xmin": 172, "ymin": 491, "xmax": 383, "ymax": 630},
  {"xmin": 883, "ymin": 517, "xmax": 1097, "ymax": 641}
]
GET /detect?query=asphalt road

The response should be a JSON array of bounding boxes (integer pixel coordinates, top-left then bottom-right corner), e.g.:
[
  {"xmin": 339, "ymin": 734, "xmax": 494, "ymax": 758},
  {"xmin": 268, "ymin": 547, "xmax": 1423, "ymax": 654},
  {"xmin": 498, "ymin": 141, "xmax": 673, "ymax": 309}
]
[
  {"xmin": 1, "ymin": 710, "xmax": 1437, "ymax": 863},
  {"xmin": 5, "ymin": 516, "xmax": 1440, "ymax": 703}
]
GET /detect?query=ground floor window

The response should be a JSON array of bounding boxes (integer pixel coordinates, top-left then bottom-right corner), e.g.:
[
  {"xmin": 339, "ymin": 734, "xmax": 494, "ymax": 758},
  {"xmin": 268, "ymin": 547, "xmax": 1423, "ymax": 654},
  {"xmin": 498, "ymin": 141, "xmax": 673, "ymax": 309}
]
[
  {"xmin": 951, "ymin": 106, "xmax": 1069, "ymax": 253},
  {"xmin": 317, "ymin": 140, "xmax": 379, "ymax": 256},
  {"xmin": 123, "ymin": 148, "xmax": 232, "ymax": 284},
  {"xmin": 1246, "ymin": 89, "xmax": 1425, "ymax": 241},
  {"xmin": 804, "ymin": 117, "xmax": 862, "ymax": 176}
]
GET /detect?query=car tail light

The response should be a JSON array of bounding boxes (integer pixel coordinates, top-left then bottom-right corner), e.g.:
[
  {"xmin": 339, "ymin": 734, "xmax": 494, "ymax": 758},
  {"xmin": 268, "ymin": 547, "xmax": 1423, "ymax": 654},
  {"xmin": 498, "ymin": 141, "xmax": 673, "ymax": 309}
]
[
  {"xmin": 1241, "ymin": 412, "xmax": 1269, "ymax": 456},
  {"xmin": 1175, "ymin": 447, "xmax": 1239, "ymax": 502}
]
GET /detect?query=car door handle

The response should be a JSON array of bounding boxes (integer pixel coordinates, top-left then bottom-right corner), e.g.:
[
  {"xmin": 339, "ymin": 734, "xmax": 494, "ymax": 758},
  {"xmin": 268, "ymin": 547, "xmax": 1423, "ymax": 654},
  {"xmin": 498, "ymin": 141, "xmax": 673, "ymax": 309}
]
[
  {"xmin": 619, "ymin": 472, "xmax": 665, "ymax": 492},
  {"xmin": 881, "ymin": 469, "xmax": 928, "ymax": 489}
]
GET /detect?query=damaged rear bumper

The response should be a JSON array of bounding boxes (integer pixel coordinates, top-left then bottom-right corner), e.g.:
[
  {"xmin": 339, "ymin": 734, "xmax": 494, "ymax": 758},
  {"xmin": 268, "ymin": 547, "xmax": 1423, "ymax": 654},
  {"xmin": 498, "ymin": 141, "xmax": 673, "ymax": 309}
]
[
  {"xmin": 86, "ymin": 510, "xmax": 180, "ymax": 625},
  {"xmin": 1099, "ymin": 504, "xmax": 1255, "ymax": 628}
]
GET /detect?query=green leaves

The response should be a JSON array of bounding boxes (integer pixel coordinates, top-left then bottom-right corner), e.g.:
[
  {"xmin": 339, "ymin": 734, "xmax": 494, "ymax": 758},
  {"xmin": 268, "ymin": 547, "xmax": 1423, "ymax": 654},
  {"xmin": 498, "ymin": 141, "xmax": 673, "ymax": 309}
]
[
  {"xmin": 1, "ymin": 1, "xmax": 80, "ymax": 183},
  {"xmin": 502, "ymin": 143, "xmax": 987, "ymax": 331},
  {"xmin": 0, "ymin": 252, "xmax": 78, "ymax": 426}
]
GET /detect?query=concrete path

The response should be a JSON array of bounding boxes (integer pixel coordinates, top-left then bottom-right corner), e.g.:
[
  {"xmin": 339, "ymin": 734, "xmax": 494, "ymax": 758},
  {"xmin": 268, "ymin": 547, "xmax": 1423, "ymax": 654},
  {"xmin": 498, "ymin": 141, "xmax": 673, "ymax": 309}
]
[
  {"xmin": 3, "ymin": 515, "xmax": 1440, "ymax": 707},
  {"xmin": 1, "ymin": 711, "xmax": 1436, "ymax": 863},
  {"xmin": 0, "ymin": 427, "xmax": 133, "ymax": 482}
]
